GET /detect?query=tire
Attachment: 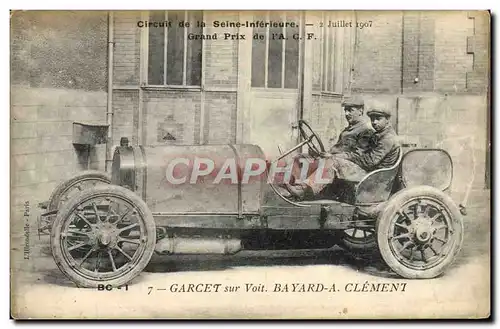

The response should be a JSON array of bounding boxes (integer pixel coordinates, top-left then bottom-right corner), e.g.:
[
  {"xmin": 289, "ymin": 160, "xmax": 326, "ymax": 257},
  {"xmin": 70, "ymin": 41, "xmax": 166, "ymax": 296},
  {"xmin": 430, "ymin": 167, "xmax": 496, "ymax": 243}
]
[
  {"xmin": 38, "ymin": 171, "xmax": 111, "ymax": 236},
  {"xmin": 336, "ymin": 227, "xmax": 380, "ymax": 259},
  {"xmin": 50, "ymin": 184, "xmax": 156, "ymax": 288},
  {"xmin": 47, "ymin": 170, "xmax": 111, "ymax": 211},
  {"xmin": 376, "ymin": 186, "xmax": 464, "ymax": 279}
]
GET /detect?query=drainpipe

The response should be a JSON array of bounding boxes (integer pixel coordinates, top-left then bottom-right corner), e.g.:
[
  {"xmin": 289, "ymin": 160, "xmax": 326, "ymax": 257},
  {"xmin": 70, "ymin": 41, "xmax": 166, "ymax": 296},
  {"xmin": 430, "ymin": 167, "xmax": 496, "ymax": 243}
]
[
  {"xmin": 298, "ymin": 10, "xmax": 306, "ymax": 124},
  {"xmin": 297, "ymin": 10, "xmax": 307, "ymax": 152},
  {"xmin": 105, "ymin": 11, "xmax": 114, "ymax": 172}
]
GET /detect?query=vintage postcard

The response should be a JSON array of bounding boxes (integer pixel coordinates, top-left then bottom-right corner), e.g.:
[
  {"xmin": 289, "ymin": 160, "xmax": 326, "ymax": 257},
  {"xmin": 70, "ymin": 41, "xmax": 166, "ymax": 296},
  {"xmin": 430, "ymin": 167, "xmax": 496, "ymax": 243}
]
[{"xmin": 10, "ymin": 9, "xmax": 491, "ymax": 319}]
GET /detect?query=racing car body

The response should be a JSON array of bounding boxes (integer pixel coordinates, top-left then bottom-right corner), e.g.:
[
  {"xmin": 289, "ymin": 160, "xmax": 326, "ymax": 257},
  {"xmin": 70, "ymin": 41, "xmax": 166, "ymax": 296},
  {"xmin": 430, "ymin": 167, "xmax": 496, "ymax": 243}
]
[{"xmin": 41, "ymin": 120, "xmax": 465, "ymax": 288}]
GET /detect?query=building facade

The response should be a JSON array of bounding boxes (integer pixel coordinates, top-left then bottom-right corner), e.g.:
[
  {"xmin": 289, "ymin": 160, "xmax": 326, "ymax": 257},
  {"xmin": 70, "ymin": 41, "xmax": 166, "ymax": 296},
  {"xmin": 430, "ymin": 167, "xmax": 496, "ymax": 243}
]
[{"xmin": 10, "ymin": 10, "xmax": 490, "ymax": 208}]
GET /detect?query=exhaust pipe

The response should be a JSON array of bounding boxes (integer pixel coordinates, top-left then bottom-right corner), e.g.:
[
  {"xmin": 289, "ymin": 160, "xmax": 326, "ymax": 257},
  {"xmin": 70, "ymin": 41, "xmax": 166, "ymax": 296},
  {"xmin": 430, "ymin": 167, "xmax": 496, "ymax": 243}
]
[{"xmin": 155, "ymin": 236, "xmax": 242, "ymax": 255}]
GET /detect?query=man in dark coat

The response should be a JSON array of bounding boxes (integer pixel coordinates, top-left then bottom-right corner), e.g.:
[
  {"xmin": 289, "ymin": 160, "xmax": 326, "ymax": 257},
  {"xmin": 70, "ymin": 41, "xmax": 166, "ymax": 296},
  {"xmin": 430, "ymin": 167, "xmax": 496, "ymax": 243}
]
[
  {"xmin": 284, "ymin": 106, "xmax": 401, "ymax": 200},
  {"xmin": 340, "ymin": 107, "xmax": 400, "ymax": 172},
  {"xmin": 328, "ymin": 96, "xmax": 375, "ymax": 154}
]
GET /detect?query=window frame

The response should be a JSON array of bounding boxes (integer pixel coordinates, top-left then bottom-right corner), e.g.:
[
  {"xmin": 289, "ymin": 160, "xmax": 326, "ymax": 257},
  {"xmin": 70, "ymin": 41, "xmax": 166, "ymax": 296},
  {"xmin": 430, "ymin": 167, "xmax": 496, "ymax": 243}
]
[
  {"xmin": 250, "ymin": 11, "xmax": 303, "ymax": 90},
  {"xmin": 142, "ymin": 10, "xmax": 204, "ymax": 89},
  {"xmin": 320, "ymin": 11, "xmax": 345, "ymax": 95}
]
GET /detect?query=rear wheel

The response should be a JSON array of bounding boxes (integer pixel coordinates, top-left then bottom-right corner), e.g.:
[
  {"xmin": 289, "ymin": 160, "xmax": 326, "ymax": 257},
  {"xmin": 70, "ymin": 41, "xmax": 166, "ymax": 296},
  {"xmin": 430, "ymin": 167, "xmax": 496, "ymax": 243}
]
[
  {"xmin": 39, "ymin": 171, "xmax": 111, "ymax": 235},
  {"xmin": 376, "ymin": 186, "xmax": 464, "ymax": 279},
  {"xmin": 48, "ymin": 170, "xmax": 111, "ymax": 211},
  {"xmin": 50, "ymin": 185, "xmax": 156, "ymax": 288}
]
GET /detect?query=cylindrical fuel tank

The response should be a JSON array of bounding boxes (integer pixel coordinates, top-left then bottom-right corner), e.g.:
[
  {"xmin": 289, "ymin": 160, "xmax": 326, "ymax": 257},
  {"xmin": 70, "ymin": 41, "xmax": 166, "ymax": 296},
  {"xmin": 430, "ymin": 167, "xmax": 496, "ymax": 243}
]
[{"xmin": 111, "ymin": 141, "xmax": 266, "ymax": 214}]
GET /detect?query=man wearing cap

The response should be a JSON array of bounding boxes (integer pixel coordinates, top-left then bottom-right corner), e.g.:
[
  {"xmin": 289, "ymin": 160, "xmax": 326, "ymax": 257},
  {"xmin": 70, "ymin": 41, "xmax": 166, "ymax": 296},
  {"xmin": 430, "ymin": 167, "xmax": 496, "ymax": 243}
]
[
  {"xmin": 284, "ymin": 105, "xmax": 400, "ymax": 200},
  {"xmin": 342, "ymin": 106, "xmax": 400, "ymax": 172},
  {"xmin": 328, "ymin": 96, "xmax": 375, "ymax": 154}
]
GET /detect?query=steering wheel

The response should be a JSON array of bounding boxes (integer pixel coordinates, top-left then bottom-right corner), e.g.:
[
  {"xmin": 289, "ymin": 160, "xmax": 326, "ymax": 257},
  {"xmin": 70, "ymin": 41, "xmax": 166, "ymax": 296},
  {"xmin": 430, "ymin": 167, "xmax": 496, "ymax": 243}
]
[
  {"xmin": 267, "ymin": 120, "xmax": 325, "ymax": 208},
  {"xmin": 298, "ymin": 120, "xmax": 326, "ymax": 157}
]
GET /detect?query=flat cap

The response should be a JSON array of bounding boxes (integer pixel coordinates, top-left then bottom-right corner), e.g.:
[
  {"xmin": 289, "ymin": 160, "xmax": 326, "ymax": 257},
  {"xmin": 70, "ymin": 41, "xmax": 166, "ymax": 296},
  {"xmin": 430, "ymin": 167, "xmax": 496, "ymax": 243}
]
[
  {"xmin": 341, "ymin": 96, "xmax": 364, "ymax": 108},
  {"xmin": 367, "ymin": 107, "xmax": 392, "ymax": 118}
]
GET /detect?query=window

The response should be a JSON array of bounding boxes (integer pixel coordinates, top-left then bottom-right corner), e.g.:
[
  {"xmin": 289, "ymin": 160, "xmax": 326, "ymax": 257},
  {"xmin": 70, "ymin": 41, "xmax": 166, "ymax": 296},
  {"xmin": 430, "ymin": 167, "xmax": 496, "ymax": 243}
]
[
  {"xmin": 147, "ymin": 10, "xmax": 203, "ymax": 86},
  {"xmin": 251, "ymin": 12, "xmax": 300, "ymax": 89},
  {"xmin": 321, "ymin": 12, "xmax": 345, "ymax": 93}
]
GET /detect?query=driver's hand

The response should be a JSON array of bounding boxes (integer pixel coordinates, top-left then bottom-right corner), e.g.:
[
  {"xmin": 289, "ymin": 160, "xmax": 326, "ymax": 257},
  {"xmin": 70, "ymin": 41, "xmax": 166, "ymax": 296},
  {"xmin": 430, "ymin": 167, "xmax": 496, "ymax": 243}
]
[{"xmin": 319, "ymin": 151, "xmax": 333, "ymax": 158}]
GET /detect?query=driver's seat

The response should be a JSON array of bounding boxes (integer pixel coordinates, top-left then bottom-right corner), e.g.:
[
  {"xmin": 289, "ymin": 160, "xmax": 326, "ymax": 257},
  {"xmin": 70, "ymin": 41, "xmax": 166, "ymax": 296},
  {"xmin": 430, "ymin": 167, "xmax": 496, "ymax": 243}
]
[{"xmin": 354, "ymin": 147, "xmax": 403, "ymax": 205}]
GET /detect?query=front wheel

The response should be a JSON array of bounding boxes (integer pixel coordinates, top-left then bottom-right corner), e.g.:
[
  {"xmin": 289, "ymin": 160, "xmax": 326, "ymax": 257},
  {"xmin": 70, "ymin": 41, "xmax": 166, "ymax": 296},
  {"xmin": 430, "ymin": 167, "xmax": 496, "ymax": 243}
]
[
  {"xmin": 376, "ymin": 186, "xmax": 464, "ymax": 279},
  {"xmin": 50, "ymin": 185, "xmax": 156, "ymax": 288}
]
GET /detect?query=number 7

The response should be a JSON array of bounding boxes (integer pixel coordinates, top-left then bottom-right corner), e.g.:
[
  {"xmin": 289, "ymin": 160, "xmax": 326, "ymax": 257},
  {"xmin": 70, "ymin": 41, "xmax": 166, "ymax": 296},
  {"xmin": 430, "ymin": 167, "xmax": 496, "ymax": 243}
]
[{"xmin": 148, "ymin": 287, "xmax": 153, "ymax": 295}]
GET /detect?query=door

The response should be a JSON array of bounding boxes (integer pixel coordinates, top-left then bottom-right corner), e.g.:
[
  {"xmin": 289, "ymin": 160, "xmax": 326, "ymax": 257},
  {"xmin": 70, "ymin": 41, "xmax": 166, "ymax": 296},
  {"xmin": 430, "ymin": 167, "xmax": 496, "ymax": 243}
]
[
  {"xmin": 242, "ymin": 10, "xmax": 304, "ymax": 160},
  {"xmin": 247, "ymin": 90, "xmax": 300, "ymax": 160}
]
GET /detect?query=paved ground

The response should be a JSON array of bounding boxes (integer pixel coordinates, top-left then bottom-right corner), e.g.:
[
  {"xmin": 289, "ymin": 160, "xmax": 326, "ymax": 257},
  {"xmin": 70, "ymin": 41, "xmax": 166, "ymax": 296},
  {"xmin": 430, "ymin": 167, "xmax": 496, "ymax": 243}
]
[{"xmin": 10, "ymin": 190, "xmax": 491, "ymax": 319}]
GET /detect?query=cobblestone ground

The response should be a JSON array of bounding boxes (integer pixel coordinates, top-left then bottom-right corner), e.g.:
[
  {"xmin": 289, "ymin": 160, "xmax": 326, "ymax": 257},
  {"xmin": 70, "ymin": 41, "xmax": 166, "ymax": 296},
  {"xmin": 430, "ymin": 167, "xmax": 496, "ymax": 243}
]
[{"xmin": 10, "ymin": 190, "xmax": 490, "ymax": 319}]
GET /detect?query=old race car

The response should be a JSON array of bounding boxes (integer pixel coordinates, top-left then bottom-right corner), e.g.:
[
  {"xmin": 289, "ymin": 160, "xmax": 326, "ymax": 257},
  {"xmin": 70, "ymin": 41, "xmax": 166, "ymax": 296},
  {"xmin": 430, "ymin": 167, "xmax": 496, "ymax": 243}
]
[{"xmin": 43, "ymin": 120, "xmax": 465, "ymax": 288}]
